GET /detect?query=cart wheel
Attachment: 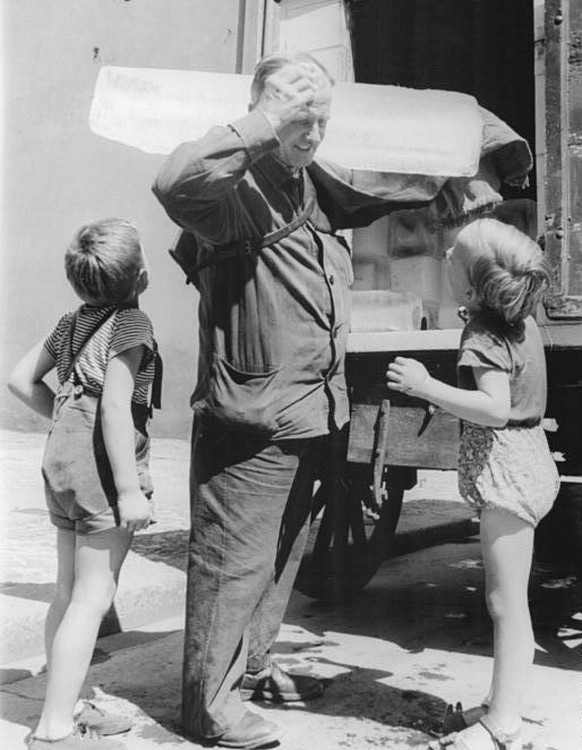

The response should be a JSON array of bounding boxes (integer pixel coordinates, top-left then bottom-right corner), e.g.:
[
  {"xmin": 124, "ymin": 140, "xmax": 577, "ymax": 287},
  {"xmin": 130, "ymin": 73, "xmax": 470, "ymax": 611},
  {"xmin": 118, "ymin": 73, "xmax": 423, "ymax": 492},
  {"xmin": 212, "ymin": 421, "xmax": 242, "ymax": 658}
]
[{"xmin": 294, "ymin": 463, "xmax": 414, "ymax": 601}]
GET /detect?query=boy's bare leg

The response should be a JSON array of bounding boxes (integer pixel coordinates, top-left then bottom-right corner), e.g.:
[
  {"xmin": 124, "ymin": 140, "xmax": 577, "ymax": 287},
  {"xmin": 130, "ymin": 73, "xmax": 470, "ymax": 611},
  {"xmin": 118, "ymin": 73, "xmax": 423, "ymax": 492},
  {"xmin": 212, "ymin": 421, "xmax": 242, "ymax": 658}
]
[
  {"xmin": 44, "ymin": 528, "xmax": 76, "ymax": 668},
  {"xmin": 34, "ymin": 526, "xmax": 132, "ymax": 740}
]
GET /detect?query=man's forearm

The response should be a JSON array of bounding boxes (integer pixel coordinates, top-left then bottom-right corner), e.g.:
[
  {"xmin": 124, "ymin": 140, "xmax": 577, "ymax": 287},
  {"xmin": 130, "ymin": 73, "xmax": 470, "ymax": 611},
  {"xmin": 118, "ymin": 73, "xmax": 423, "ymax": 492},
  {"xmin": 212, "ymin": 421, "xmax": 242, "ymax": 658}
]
[{"xmin": 152, "ymin": 109, "xmax": 279, "ymax": 225}]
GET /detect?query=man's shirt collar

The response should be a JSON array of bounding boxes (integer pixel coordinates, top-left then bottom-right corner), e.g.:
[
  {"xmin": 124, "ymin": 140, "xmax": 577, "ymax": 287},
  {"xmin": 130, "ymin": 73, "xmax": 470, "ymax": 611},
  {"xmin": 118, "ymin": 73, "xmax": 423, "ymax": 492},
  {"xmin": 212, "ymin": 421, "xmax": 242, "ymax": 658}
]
[{"xmin": 259, "ymin": 152, "xmax": 304, "ymax": 189}]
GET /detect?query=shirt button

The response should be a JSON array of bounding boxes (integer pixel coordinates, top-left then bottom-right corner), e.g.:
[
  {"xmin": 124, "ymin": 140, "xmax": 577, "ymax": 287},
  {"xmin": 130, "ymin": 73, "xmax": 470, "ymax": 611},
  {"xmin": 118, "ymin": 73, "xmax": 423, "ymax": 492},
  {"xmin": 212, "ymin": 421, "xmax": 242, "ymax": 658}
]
[{"xmin": 329, "ymin": 274, "xmax": 335, "ymax": 285}]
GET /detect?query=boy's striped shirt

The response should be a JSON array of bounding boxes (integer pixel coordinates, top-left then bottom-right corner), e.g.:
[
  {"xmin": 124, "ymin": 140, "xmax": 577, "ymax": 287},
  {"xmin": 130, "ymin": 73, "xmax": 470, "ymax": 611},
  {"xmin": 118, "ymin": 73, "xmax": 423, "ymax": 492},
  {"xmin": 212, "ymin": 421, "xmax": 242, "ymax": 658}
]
[{"xmin": 43, "ymin": 304, "xmax": 156, "ymax": 405}]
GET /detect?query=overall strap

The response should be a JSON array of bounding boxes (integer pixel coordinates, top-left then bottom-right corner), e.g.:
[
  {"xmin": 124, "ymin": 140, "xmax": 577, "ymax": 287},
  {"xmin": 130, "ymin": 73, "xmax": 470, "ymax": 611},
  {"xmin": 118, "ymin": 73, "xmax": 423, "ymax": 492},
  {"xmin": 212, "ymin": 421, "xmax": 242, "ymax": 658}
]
[
  {"xmin": 170, "ymin": 201, "xmax": 315, "ymax": 285},
  {"xmin": 64, "ymin": 307, "xmax": 118, "ymax": 384},
  {"xmin": 149, "ymin": 350, "xmax": 163, "ymax": 414}
]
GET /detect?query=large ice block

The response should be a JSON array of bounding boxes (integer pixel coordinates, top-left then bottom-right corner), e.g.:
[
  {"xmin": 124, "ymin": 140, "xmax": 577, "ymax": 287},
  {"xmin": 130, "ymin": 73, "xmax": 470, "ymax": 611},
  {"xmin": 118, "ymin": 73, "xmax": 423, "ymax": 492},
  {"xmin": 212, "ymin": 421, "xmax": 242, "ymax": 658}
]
[
  {"xmin": 89, "ymin": 66, "xmax": 482, "ymax": 176},
  {"xmin": 350, "ymin": 290, "xmax": 423, "ymax": 332}
]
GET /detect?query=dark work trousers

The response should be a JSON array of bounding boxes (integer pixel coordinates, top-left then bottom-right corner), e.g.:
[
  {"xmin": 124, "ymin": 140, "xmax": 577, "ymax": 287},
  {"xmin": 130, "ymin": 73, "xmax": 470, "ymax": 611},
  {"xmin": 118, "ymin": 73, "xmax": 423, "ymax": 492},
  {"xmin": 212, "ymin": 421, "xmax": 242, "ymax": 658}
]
[{"xmin": 181, "ymin": 415, "xmax": 325, "ymax": 738}]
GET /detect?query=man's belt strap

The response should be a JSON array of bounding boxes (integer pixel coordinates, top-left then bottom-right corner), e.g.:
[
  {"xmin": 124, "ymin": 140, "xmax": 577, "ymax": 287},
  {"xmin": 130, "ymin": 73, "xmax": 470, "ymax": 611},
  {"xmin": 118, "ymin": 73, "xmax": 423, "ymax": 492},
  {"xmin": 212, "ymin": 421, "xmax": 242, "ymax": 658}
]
[{"xmin": 169, "ymin": 201, "xmax": 315, "ymax": 284}]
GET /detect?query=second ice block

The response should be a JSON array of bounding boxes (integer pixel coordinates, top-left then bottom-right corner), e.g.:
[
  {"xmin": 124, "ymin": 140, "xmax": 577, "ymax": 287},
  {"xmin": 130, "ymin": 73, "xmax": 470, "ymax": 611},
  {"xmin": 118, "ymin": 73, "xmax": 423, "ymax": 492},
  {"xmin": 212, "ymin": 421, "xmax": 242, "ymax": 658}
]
[{"xmin": 350, "ymin": 290, "xmax": 423, "ymax": 332}]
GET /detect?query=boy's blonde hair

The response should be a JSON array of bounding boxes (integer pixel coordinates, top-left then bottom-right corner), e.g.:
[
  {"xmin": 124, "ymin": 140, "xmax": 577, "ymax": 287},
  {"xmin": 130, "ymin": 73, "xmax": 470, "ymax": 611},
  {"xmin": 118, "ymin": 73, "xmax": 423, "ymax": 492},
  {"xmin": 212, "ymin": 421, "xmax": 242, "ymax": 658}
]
[
  {"xmin": 65, "ymin": 218, "xmax": 143, "ymax": 304},
  {"xmin": 457, "ymin": 218, "xmax": 550, "ymax": 325}
]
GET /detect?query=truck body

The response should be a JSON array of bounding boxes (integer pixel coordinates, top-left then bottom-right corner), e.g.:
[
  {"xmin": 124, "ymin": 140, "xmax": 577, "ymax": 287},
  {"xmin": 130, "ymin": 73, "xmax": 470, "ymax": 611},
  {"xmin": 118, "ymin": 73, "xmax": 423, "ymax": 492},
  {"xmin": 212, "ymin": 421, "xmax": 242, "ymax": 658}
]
[
  {"xmin": 261, "ymin": 0, "xmax": 581, "ymax": 475},
  {"xmin": 260, "ymin": 0, "xmax": 582, "ymax": 593}
]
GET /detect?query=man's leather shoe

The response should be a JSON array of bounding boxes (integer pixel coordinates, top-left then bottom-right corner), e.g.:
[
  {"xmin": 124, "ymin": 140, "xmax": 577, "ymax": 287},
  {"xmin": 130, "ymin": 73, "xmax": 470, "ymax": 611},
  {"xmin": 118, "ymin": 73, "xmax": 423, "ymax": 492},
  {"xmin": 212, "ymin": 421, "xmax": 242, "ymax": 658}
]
[
  {"xmin": 216, "ymin": 711, "xmax": 281, "ymax": 749},
  {"xmin": 240, "ymin": 662, "xmax": 323, "ymax": 703}
]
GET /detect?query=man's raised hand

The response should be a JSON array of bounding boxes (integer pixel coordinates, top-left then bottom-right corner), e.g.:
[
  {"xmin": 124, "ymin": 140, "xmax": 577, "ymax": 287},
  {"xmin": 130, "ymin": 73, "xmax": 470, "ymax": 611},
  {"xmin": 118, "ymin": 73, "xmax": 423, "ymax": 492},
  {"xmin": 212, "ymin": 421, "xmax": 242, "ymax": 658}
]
[{"xmin": 256, "ymin": 64, "xmax": 324, "ymax": 132}]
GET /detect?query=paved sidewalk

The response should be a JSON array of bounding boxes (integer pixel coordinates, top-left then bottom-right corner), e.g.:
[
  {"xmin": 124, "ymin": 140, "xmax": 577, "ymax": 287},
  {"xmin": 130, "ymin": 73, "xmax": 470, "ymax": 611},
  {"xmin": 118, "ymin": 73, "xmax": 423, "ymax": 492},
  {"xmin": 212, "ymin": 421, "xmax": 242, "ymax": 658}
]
[
  {"xmin": 0, "ymin": 428, "xmax": 475, "ymax": 665},
  {"xmin": 0, "ymin": 430, "xmax": 580, "ymax": 749},
  {"xmin": 0, "ymin": 430, "xmax": 192, "ymax": 664}
]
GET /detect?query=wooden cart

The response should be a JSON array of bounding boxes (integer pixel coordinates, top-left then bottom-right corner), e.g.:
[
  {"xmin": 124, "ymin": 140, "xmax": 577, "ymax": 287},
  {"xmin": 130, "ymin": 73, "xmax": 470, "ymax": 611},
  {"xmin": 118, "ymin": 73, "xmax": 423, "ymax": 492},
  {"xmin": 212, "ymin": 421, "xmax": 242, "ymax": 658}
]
[
  {"xmin": 295, "ymin": 323, "xmax": 581, "ymax": 601},
  {"xmin": 295, "ymin": 331, "xmax": 460, "ymax": 600}
]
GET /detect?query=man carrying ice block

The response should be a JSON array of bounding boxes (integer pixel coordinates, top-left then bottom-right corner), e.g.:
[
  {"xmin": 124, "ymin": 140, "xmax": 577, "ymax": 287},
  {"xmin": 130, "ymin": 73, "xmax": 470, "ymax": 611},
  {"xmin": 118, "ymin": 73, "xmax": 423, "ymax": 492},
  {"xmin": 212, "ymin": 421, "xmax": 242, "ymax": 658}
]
[{"xmin": 151, "ymin": 52, "xmax": 530, "ymax": 749}]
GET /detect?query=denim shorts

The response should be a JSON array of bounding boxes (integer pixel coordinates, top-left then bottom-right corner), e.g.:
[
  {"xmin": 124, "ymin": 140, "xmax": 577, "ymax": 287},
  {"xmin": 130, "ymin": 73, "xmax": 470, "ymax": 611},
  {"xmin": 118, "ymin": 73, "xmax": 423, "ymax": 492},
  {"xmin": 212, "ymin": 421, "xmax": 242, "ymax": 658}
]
[{"xmin": 42, "ymin": 382, "xmax": 153, "ymax": 534}]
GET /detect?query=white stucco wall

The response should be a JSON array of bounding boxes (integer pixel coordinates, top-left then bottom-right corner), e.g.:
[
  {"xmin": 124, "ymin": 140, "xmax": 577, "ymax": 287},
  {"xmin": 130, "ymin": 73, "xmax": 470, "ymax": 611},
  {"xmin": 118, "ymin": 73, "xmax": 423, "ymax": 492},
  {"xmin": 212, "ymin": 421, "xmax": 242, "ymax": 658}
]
[{"xmin": 1, "ymin": 0, "xmax": 248, "ymax": 437}]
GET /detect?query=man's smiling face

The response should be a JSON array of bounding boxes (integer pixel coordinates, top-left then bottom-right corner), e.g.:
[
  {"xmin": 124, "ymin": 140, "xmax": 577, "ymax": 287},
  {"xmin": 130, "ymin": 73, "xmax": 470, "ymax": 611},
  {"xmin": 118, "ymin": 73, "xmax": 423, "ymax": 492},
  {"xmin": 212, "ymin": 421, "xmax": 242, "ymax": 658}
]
[{"xmin": 275, "ymin": 70, "xmax": 332, "ymax": 169}]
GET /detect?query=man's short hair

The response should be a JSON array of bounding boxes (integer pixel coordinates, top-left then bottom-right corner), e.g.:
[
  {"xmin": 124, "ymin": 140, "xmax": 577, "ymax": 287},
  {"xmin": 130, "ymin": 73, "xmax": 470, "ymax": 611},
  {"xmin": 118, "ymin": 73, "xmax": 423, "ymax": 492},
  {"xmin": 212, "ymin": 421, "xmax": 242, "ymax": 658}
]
[
  {"xmin": 250, "ymin": 52, "xmax": 334, "ymax": 103},
  {"xmin": 65, "ymin": 218, "xmax": 143, "ymax": 304}
]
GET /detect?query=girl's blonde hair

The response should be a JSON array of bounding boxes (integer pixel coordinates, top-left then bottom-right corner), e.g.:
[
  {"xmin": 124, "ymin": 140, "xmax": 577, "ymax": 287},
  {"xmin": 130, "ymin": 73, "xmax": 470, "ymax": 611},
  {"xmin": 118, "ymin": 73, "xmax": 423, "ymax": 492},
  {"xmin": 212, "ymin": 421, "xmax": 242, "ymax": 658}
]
[
  {"xmin": 456, "ymin": 218, "xmax": 550, "ymax": 325},
  {"xmin": 65, "ymin": 218, "xmax": 143, "ymax": 304}
]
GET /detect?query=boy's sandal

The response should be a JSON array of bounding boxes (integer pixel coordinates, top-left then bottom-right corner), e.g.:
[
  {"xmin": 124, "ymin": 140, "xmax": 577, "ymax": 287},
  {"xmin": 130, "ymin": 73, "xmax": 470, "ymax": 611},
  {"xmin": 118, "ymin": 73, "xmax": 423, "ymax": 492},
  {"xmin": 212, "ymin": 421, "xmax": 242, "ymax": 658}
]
[
  {"xmin": 27, "ymin": 724, "xmax": 125, "ymax": 748},
  {"xmin": 427, "ymin": 715, "xmax": 521, "ymax": 750},
  {"xmin": 442, "ymin": 700, "xmax": 489, "ymax": 734},
  {"xmin": 76, "ymin": 701, "xmax": 133, "ymax": 736},
  {"xmin": 428, "ymin": 732, "xmax": 462, "ymax": 749}
]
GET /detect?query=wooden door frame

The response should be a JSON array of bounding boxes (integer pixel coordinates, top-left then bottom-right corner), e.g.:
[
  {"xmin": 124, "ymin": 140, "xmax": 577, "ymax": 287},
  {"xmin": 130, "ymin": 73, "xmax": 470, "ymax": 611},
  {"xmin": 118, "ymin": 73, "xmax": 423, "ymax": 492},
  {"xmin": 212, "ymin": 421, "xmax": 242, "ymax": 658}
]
[{"xmin": 544, "ymin": 0, "xmax": 582, "ymax": 318}]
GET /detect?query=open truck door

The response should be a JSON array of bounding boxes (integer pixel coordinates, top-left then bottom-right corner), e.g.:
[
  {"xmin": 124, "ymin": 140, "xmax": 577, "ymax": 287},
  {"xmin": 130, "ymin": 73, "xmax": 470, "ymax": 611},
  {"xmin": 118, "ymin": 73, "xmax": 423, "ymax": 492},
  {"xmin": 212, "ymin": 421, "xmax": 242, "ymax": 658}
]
[
  {"xmin": 260, "ymin": 0, "xmax": 581, "ymax": 598},
  {"xmin": 534, "ymin": 0, "xmax": 582, "ymax": 570},
  {"xmin": 542, "ymin": 0, "xmax": 582, "ymax": 320}
]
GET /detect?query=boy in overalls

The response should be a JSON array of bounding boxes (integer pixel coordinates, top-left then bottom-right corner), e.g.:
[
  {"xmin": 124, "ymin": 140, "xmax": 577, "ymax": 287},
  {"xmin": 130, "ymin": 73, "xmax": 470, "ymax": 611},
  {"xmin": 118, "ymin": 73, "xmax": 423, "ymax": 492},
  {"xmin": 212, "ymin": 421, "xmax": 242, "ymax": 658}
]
[{"xmin": 8, "ymin": 218, "xmax": 160, "ymax": 749}]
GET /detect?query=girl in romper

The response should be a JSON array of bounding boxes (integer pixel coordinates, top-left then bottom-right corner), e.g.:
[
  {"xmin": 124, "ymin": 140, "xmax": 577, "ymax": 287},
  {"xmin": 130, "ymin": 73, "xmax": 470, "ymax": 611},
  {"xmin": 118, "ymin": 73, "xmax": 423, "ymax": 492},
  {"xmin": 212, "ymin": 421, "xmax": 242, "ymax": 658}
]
[
  {"xmin": 387, "ymin": 218, "xmax": 559, "ymax": 750},
  {"xmin": 8, "ymin": 218, "xmax": 159, "ymax": 750}
]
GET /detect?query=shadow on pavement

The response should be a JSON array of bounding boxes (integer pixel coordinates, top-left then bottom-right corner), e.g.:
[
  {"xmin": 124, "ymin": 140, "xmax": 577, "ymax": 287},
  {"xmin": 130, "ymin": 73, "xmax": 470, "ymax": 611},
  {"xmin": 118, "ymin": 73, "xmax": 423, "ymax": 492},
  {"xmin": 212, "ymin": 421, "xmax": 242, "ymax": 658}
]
[
  {"xmin": 0, "ymin": 628, "xmax": 183, "ymax": 729},
  {"xmin": 108, "ymin": 657, "xmax": 448, "ymax": 744},
  {"xmin": 281, "ymin": 539, "xmax": 582, "ymax": 675},
  {"xmin": 127, "ymin": 529, "xmax": 581, "ymax": 674},
  {"xmin": 0, "ymin": 582, "xmax": 54, "ymax": 603},
  {"xmin": 260, "ymin": 663, "xmax": 448, "ymax": 739},
  {"xmin": 130, "ymin": 529, "xmax": 189, "ymax": 571},
  {"xmin": 0, "ymin": 668, "xmax": 37, "ymax": 685}
]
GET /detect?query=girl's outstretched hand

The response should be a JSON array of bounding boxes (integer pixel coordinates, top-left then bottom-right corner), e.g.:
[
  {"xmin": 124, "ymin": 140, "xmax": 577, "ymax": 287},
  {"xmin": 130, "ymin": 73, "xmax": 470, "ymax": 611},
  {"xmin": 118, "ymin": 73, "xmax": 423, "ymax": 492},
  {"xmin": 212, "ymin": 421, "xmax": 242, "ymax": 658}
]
[{"xmin": 386, "ymin": 356, "xmax": 431, "ymax": 397}]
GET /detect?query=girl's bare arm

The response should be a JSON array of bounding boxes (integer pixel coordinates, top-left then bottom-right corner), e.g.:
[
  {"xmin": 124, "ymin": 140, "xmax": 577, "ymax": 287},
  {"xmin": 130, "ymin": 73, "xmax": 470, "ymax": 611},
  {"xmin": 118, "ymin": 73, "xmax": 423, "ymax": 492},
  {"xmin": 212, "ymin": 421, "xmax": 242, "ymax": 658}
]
[{"xmin": 387, "ymin": 356, "xmax": 510, "ymax": 428}]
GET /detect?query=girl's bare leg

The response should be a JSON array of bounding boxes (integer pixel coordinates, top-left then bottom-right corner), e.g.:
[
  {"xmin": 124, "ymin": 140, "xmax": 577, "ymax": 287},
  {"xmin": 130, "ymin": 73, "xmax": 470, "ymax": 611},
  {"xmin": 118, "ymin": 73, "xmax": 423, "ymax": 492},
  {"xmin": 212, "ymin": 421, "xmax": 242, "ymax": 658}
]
[
  {"xmin": 430, "ymin": 509, "xmax": 534, "ymax": 749},
  {"xmin": 34, "ymin": 526, "xmax": 132, "ymax": 740},
  {"xmin": 480, "ymin": 507, "xmax": 535, "ymax": 733}
]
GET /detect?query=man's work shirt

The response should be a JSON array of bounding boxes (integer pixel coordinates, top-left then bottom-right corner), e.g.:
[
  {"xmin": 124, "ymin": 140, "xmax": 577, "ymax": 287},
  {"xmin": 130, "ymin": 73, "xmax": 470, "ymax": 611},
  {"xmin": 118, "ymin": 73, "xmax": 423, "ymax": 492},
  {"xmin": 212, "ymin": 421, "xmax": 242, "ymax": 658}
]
[
  {"xmin": 153, "ymin": 103, "xmax": 533, "ymax": 441},
  {"xmin": 153, "ymin": 109, "xmax": 364, "ymax": 440}
]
